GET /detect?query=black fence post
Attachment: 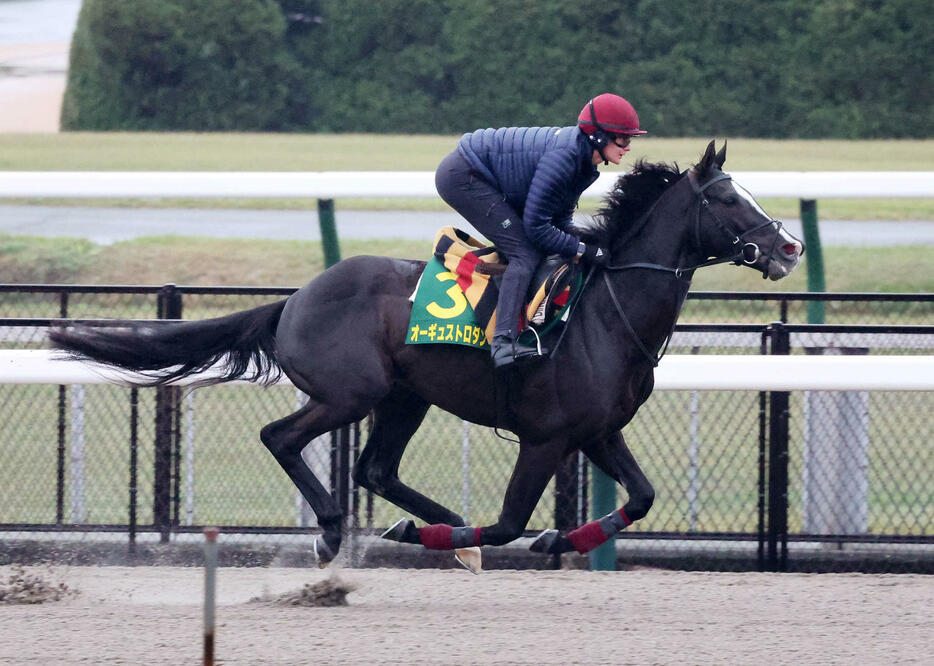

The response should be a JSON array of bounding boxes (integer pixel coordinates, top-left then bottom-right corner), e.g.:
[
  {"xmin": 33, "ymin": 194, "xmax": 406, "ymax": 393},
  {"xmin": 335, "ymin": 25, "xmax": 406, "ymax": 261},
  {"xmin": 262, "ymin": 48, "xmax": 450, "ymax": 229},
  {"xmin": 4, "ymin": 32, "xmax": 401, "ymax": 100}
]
[
  {"xmin": 351, "ymin": 423, "xmax": 360, "ymax": 529},
  {"xmin": 331, "ymin": 426, "xmax": 352, "ymax": 520},
  {"xmin": 757, "ymin": 331, "xmax": 769, "ymax": 570},
  {"xmin": 154, "ymin": 284, "xmax": 183, "ymax": 543},
  {"xmin": 56, "ymin": 291, "xmax": 68, "ymax": 524},
  {"xmin": 554, "ymin": 456, "xmax": 581, "ymax": 531},
  {"xmin": 554, "ymin": 453, "xmax": 587, "ymax": 569},
  {"xmin": 767, "ymin": 322, "xmax": 791, "ymax": 571}
]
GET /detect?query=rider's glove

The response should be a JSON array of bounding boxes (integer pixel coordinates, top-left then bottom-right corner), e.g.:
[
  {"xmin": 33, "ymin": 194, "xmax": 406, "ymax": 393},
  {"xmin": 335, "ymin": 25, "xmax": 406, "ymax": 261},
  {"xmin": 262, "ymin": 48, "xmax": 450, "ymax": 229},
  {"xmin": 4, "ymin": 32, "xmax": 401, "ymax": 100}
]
[{"xmin": 578, "ymin": 242, "xmax": 609, "ymax": 267}]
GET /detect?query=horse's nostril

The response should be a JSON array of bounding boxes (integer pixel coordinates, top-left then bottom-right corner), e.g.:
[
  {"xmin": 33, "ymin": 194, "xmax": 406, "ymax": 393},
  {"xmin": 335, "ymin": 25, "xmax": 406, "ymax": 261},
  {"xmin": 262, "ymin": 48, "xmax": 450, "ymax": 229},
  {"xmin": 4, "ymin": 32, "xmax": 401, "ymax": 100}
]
[{"xmin": 782, "ymin": 243, "xmax": 800, "ymax": 256}]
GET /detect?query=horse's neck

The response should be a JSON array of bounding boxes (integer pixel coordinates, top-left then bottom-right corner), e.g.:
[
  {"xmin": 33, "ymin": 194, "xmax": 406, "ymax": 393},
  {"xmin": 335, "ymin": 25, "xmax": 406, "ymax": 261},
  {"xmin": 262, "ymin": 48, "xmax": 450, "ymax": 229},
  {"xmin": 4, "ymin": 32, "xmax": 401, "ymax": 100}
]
[
  {"xmin": 602, "ymin": 195, "xmax": 699, "ymax": 356},
  {"xmin": 604, "ymin": 267, "xmax": 691, "ymax": 357},
  {"xmin": 614, "ymin": 192, "xmax": 698, "ymax": 269}
]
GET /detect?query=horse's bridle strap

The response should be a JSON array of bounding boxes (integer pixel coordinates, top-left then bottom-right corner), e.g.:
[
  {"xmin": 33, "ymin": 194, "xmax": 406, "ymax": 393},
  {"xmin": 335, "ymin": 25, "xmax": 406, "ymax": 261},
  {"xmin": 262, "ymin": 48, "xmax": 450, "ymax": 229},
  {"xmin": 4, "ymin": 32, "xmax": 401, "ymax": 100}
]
[
  {"xmin": 691, "ymin": 171, "xmax": 732, "ymax": 194},
  {"xmin": 606, "ymin": 170, "xmax": 782, "ymax": 275}
]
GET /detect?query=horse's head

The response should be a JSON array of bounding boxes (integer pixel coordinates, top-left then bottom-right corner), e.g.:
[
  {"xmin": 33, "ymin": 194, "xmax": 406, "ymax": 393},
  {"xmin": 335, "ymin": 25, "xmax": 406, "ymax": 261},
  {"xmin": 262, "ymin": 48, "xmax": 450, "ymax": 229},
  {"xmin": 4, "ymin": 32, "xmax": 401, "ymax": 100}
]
[{"xmin": 690, "ymin": 140, "xmax": 803, "ymax": 280}]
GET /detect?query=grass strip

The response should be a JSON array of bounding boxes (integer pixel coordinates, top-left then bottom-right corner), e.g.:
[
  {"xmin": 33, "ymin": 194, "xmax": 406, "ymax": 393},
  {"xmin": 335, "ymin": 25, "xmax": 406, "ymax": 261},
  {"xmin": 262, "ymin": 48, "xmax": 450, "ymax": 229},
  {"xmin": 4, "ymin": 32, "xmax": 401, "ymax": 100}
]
[{"xmin": 1, "ymin": 234, "xmax": 931, "ymax": 294}]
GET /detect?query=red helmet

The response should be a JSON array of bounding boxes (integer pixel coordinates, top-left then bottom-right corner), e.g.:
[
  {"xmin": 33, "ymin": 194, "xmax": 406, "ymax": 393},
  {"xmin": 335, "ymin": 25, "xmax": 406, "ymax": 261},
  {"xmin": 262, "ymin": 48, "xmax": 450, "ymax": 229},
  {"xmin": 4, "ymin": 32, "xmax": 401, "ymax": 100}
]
[{"xmin": 577, "ymin": 93, "xmax": 647, "ymax": 137}]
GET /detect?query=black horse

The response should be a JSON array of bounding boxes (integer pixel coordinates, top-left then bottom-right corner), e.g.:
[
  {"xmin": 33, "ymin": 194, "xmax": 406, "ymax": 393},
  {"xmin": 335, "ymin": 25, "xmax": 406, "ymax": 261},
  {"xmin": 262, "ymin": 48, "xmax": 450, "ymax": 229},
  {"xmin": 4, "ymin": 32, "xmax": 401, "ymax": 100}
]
[{"xmin": 49, "ymin": 141, "xmax": 802, "ymax": 564}]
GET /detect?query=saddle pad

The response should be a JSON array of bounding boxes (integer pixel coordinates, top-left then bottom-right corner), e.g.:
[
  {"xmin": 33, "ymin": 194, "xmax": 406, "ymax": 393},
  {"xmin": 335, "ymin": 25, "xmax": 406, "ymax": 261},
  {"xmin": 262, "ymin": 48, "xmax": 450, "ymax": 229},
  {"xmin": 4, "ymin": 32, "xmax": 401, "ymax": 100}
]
[
  {"xmin": 407, "ymin": 226, "xmax": 577, "ymax": 349},
  {"xmin": 407, "ymin": 255, "xmax": 491, "ymax": 348}
]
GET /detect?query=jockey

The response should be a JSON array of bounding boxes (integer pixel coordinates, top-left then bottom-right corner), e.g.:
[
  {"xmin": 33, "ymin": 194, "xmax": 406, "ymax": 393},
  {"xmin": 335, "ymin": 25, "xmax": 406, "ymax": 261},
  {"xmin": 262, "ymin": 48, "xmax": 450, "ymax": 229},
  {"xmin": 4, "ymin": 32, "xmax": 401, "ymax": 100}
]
[{"xmin": 434, "ymin": 93, "xmax": 647, "ymax": 368}]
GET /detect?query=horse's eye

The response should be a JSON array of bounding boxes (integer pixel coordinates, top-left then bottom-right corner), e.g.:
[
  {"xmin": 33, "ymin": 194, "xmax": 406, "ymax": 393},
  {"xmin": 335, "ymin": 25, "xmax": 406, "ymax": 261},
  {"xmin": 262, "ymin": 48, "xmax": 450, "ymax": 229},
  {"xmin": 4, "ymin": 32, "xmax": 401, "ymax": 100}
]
[{"xmin": 723, "ymin": 196, "xmax": 737, "ymax": 205}]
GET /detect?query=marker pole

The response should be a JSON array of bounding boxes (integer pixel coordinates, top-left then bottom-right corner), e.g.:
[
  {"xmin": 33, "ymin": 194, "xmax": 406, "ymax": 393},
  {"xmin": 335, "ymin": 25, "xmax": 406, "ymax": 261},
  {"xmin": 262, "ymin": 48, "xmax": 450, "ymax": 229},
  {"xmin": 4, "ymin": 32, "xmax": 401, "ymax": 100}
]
[{"xmin": 203, "ymin": 527, "xmax": 220, "ymax": 666}]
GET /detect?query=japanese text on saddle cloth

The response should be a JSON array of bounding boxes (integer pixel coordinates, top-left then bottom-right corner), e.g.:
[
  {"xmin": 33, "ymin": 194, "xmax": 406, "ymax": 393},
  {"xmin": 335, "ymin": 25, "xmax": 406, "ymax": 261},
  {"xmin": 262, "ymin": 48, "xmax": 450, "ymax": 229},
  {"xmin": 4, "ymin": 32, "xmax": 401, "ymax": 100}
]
[{"xmin": 407, "ymin": 227, "xmax": 575, "ymax": 349}]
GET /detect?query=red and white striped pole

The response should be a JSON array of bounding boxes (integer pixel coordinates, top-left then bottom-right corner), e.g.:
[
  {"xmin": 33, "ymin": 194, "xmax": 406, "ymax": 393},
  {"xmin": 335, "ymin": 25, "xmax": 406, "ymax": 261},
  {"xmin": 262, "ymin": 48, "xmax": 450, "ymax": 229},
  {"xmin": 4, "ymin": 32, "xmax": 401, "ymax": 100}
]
[{"xmin": 203, "ymin": 527, "xmax": 220, "ymax": 666}]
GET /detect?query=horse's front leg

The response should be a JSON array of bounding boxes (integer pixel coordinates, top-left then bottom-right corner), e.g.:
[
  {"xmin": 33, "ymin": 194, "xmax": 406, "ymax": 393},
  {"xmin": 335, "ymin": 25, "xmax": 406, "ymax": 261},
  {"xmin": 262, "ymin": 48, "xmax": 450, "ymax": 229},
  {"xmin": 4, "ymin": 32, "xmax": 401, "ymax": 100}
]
[
  {"xmin": 531, "ymin": 431, "xmax": 655, "ymax": 555},
  {"xmin": 382, "ymin": 437, "xmax": 564, "ymax": 558}
]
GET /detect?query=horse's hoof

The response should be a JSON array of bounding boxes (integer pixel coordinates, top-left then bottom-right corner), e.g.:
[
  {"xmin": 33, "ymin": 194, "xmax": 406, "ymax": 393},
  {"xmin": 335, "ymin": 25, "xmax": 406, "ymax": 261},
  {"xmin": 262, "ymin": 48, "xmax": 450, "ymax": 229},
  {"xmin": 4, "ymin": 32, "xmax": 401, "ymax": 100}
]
[
  {"xmin": 454, "ymin": 547, "xmax": 482, "ymax": 575},
  {"xmin": 530, "ymin": 529, "xmax": 558, "ymax": 554},
  {"xmin": 313, "ymin": 536, "xmax": 334, "ymax": 568},
  {"xmin": 381, "ymin": 518, "xmax": 414, "ymax": 542}
]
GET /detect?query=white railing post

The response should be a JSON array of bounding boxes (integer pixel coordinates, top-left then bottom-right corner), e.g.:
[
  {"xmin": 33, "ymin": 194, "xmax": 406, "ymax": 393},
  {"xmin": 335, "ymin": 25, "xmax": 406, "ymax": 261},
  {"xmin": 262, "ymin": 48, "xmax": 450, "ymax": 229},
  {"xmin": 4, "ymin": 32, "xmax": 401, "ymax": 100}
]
[
  {"xmin": 461, "ymin": 420, "xmax": 471, "ymax": 524},
  {"xmin": 688, "ymin": 390, "xmax": 700, "ymax": 532},
  {"xmin": 184, "ymin": 390, "xmax": 196, "ymax": 526},
  {"xmin": 69, "ymin": 384, "xmax": 86, "ymax": 523}
]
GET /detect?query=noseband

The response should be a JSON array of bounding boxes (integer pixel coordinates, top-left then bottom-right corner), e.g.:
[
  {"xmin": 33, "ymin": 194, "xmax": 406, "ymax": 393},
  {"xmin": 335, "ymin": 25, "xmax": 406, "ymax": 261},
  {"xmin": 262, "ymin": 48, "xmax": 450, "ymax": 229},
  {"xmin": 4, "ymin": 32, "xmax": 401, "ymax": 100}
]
[{"xmin": 689, "ymin": 171, "xmax": 787, "ymax": 274}]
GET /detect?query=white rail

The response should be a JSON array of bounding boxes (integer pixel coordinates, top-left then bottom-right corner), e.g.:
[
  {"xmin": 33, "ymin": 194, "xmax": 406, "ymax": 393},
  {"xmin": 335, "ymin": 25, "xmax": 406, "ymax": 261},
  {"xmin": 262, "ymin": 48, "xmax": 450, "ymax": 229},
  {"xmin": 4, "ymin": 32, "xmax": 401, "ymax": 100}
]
[
  {"xmin": 2, "ymin": 350, "xmax": 932, "ymax": 391},
  {"xmin": 0, "ymin": 171, "xmax": 932, "ymax": 199}
]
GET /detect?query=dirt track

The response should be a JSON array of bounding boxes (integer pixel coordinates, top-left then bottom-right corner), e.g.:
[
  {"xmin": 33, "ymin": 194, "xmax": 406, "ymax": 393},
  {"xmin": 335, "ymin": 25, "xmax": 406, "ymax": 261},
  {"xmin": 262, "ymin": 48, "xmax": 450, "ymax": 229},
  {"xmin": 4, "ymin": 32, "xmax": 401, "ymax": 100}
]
[{"xmin": 1, "ymin": 565, "xmax": 931, "ymax": 665}]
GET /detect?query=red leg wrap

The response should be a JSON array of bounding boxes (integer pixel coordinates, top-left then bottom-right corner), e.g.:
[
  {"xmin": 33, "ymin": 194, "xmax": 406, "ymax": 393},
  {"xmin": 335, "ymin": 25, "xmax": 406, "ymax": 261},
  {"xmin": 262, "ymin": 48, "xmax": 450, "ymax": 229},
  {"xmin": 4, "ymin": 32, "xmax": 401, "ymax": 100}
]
[
  {"xmin": 419, "ymin": 524, "xmax": 453, "ymax": 550},
  {"xmin": 568, "ymin": 520, "xmax": 608, "ymax": 554},
  {"xmin": 619, "ymin": 508, "xmax": 632, "ymax": 527},
  {"xmin": 473, "ymin": 527, "xmax": 483, "ymax": 547},
  {"xmin": 569, "ymin": 509, "xmax": 632, "ymax": 554}
]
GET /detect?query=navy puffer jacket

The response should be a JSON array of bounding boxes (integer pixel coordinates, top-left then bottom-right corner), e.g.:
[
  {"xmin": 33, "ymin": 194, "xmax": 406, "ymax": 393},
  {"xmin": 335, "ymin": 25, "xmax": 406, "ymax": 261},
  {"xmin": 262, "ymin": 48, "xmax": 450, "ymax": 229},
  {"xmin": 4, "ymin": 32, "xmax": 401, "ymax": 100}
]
[{"xmin": 457, "ymin": 126, "xmax": 598, "ymax": 257}]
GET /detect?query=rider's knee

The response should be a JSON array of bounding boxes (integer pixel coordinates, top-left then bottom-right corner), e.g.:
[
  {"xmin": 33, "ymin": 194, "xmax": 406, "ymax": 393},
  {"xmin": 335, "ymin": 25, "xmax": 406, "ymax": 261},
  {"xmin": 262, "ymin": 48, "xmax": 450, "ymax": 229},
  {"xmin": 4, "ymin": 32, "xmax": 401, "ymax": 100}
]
[{"xmin": 508, "ymin": 251, "xmax": 540, "ymax": 273}]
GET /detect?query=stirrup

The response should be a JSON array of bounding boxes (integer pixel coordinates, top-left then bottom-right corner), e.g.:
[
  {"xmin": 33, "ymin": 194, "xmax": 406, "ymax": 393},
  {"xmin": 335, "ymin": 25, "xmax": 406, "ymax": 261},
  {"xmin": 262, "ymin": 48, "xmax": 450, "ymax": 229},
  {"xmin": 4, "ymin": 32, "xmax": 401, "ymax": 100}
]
[
  {"xmin": 525, "ymin": 327, "xmax": 546, "ymax": 357},
  {"xmin": 511, "ymin": 328, "xmax": 548, "ymax": 363},
  {"xmin": 491, "ymin": 333, "xmax": 547, "ymax": 369}
]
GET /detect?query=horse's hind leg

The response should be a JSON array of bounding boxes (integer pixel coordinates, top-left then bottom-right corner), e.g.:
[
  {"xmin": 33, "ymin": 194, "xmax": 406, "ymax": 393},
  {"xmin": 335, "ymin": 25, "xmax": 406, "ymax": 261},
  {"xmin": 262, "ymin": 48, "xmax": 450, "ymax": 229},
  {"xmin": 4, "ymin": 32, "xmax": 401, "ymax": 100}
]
[
  {"xmin": 383, "ymin": 436, "xmax": 563, "ymax": 552},
  {"xmin": 531, "ymin": 431, "xmax": 655, "ymax": 555},
  {"xmin": 353, "ymin": 387, "xmax": 466, "ymax": 527},
  {"xmin": 260, "ymin": 399, "xmax": 368, "ymax": 564}
]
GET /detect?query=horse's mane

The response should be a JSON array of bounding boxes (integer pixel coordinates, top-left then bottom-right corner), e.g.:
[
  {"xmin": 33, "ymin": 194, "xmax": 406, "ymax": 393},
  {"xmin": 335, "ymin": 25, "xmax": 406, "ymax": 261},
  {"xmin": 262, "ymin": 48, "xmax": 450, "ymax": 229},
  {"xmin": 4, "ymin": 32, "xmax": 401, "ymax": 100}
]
[{"xmin": 576, "ymin": 159, "xmax": 684, "ymax": 246}]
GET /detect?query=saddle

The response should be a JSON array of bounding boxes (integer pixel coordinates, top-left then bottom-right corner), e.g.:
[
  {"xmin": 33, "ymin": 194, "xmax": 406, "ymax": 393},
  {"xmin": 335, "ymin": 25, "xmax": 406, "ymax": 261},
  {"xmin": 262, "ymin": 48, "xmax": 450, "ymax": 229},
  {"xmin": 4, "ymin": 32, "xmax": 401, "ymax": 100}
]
[{"xmin": 406, "ymin": 227, "xmax": 581, "ymax": 349}]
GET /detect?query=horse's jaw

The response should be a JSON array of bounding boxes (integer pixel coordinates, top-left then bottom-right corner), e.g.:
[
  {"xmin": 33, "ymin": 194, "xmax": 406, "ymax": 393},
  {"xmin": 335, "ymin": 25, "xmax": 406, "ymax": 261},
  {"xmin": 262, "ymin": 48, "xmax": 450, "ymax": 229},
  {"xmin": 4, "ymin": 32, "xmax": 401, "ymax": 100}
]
[
  {"xmin": 765, "ymin": 257, "xmax": 794, "ymax": 280},
  {"xmin": 762, "ymin": 245, "xmax": 803, "ymax": 281}
]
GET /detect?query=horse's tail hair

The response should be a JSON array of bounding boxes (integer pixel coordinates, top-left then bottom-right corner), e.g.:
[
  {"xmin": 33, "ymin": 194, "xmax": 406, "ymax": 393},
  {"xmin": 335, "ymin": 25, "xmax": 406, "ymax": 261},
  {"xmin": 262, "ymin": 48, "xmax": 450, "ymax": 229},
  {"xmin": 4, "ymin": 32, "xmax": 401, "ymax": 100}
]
[{"xmin": 48, "ymin": 299, "xmax": 288, "ymax": 387}]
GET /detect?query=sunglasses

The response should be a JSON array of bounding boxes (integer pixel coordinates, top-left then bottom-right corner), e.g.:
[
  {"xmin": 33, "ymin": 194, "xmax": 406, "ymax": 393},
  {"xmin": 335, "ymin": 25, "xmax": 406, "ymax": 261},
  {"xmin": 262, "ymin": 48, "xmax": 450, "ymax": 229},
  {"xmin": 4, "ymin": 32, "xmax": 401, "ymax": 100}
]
[{"xmin": 612, "ymin": 136, "xmax": 632, "ymax": 149}]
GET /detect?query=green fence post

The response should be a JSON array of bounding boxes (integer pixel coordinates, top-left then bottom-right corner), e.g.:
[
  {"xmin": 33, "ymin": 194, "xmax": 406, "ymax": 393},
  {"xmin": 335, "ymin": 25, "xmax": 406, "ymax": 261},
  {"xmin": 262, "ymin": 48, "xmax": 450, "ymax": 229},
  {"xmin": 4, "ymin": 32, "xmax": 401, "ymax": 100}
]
[
  {"xmin": 318, "ymin": 196, "xmax": 349, "ymax": 533},
  {"xmin": 318, "ymin": 198, "xmax": 341, "ymax": 267},
  {"xmin": 589, "ymin": 465, "xmax": 617, "ymax": 570},
  {"xmin": 800, "ymin": 199, "xmax": 825, "ymax": 323}
]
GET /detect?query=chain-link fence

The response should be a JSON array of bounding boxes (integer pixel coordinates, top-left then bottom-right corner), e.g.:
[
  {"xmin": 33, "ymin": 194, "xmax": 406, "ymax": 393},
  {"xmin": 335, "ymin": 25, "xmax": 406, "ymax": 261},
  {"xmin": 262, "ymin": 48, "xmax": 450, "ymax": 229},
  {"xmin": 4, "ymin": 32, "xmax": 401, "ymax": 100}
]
[{"xmin": 1, "ymin": 285, "xmax": 931, "ymax": 572}]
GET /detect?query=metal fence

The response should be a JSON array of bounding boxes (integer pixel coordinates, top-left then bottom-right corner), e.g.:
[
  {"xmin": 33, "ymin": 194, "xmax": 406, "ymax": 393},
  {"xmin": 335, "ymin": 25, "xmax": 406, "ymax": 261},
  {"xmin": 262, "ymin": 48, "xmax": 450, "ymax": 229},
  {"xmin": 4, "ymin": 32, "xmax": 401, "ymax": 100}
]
[{"xmin": 0, "ymin": 284, "xmax": 931, "ymax": 572}]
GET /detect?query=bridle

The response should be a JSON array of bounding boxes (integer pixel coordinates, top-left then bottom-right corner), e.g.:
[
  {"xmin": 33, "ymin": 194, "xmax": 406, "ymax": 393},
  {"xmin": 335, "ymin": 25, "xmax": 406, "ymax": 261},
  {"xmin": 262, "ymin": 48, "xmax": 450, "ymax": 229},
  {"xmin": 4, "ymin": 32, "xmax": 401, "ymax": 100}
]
[
  {"xmin": 557, "ymin": 169, "xmax": 790, "ymax": 366},
  {"xmin": 605, "ymin": 169, "xmax": 786, "ymax": 279},
  {"xmin": 688, "ymin": 171, "xmax": 787, "ymax": 276}
]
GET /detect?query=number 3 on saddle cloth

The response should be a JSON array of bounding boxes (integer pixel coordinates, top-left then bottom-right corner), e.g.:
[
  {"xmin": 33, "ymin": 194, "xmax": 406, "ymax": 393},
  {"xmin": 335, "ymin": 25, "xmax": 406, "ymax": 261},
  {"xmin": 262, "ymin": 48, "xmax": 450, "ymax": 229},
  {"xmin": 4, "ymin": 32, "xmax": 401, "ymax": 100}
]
[{"xmin": 407, "ymin": 227, "xmax": 583, "ymax": 351}]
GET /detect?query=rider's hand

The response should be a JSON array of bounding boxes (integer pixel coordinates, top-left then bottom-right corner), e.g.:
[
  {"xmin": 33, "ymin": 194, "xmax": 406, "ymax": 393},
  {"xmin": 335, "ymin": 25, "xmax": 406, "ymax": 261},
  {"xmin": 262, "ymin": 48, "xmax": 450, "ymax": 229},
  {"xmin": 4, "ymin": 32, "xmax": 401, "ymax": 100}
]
[{"xmin": 578, "ymin": 242, "xmax": 609, "ymax": 267}]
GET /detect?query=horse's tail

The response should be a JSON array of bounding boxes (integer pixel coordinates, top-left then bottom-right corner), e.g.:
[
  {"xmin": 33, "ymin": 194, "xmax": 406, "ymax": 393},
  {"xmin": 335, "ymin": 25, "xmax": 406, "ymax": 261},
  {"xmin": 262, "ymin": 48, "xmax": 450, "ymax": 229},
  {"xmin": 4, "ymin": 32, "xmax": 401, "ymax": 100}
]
[{"xmin": 48, "ymin": 299, "xmax": 288, "ymax": 387}]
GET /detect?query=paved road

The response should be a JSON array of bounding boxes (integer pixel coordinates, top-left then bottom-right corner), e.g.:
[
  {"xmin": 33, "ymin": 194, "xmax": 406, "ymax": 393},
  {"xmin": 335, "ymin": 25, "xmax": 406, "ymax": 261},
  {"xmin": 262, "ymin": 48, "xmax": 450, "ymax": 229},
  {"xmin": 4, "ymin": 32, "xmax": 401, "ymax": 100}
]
[
  {"xmin": 0, "ymin": 0, "xmax": 81, "ymax": 131},
  {"xmin": 0, "ymin": 205, "xmax": 932, "ymax": 246}
]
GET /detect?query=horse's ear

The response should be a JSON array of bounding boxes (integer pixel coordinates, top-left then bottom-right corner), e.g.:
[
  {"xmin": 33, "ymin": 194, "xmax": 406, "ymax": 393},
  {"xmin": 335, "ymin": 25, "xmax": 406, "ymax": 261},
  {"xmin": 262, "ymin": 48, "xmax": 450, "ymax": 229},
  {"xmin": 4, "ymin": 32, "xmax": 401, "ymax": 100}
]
[
  {"xmin": 697, "ymin": 140, "xmax": 717, "ymax": 175},
  {"xmin": 715, "ymin": 140, "xmax": 727, "ymax": 169}
]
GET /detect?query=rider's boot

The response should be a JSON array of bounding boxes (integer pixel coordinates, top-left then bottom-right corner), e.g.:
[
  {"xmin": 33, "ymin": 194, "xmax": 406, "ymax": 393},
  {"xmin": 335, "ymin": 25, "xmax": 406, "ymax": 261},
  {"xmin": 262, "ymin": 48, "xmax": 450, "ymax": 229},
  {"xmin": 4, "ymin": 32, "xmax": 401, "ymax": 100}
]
[{"xmin": 490, "ymin": 333, "xmax": 546, "ymax": 368}]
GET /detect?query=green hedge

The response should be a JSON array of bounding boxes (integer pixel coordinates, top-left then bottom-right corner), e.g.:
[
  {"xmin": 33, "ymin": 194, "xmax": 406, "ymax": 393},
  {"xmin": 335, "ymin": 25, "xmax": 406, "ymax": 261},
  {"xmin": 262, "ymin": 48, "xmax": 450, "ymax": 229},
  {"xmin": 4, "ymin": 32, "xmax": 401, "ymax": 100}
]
[
  {"xmin": 63, "ymin": 0, "xmax": 934, "ymax": 138},
  {"xmin": 62, "ymin": 0, "xmax": 297, "ymax": 130}
]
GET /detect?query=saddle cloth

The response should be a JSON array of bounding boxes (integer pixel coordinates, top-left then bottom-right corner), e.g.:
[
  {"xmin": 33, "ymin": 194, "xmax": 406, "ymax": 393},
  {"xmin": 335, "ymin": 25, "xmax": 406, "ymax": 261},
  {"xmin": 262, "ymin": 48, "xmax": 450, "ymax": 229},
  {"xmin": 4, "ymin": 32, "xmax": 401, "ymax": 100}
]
[{"xmin": 407, "ymin": 227, "xmax": 578, "ymax": 349}]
